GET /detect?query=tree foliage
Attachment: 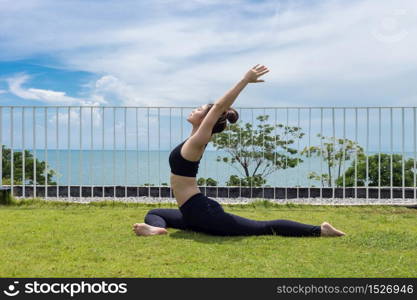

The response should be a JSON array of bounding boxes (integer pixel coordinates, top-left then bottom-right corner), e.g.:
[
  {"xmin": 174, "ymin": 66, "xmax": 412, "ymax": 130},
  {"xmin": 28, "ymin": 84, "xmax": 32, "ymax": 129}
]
[
  {"xmin": 212, "ymin": 115, "xmax": 304, "ymax": 187},
  {"xmin": 336, "ymin": 153, "xmax": 417, "ymax": 187},
  {"xmin": 301, "ymin": 134, "xmax": 364, "ymax": 187},
  {"xmin": 197, "ymin": 177, "xmax": 218, "ymax": 186},
  {"xmin": 1, "ymin": 145, "xmax": 57, "ymax": 185}
]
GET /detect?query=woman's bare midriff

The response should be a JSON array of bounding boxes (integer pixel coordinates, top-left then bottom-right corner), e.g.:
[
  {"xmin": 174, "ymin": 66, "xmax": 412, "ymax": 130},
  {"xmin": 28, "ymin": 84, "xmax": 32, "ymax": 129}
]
[{"xmin": 170, "ymin": 173, "xmax": 201, "ymax": 207}]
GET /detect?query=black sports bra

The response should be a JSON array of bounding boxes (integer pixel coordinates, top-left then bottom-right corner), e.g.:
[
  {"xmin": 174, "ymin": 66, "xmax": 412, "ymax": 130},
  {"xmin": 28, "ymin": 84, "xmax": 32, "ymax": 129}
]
[{"xmin": 169, "ymin": 138, "xmax": 207, "ymax": 177}]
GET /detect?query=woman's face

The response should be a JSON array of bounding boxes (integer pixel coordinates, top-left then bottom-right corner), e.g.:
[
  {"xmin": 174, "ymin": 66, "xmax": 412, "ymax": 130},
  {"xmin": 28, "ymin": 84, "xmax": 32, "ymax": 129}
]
[{"xmin": 187, "ymin": 104, "xmax": 208, "ymax": 125}]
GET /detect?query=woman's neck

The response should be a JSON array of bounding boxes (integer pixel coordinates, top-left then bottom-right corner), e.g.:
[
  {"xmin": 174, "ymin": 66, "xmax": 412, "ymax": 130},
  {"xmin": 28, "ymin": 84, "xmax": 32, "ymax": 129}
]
[{"xmin": 190, "ymin": 126, "xmax": 198, "ymax": 137}]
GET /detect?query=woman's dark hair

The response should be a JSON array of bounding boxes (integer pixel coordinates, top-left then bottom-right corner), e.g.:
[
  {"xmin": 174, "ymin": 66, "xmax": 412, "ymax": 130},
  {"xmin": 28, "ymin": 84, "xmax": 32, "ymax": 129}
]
[{"xmin": 204, "ymin": 103, "xmax": 239, "ymax": 134}]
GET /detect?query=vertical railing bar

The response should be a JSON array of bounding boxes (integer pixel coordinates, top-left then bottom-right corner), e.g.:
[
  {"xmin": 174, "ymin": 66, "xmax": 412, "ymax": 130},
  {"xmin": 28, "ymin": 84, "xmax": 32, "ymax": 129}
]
[
  {"xmin": 297, "ymin": 108, "xmax": 300, "ymax": 199},
  {"xmin": 11, "ymin": 107, "xmax": 14, "ymax": 196},
  {"xmin": 342, "ymin": 108, "xmax": 346, "ymax": 199},
  {"xmin": 320, "ymin": 108, "xmax": 323, "ymax": 200},
  {"xmin": 204, "ymin": 109, "xmax": 208, "ymax": 197},
  {"xmin": 239, "ymin": 108, "xmax": 243, "ymax": 200},
  {"xmin": 180, "ymin": 107, "xmax": 183, "ymax": 140},
  {"xmin": 113, "ymin": 107, "xmax": 116, "ymax": 200},
  {"xmin": 215, "ymin": 124, "xmax": 218, "ymax": 199},
  {"xmin": 67, "ymin": 107, "xmax": 70, "ymax": 200},
  {"xmin": 354, "ymin": 108, "xmax": 358, "ymax": 200},
  {"xmin": 169, "ymin": 108, "xmax": 172, "ymax": 198},
  {"xmin": 307, "ymin": 107, "xmax": 311, "ymax": 199},
  {"xmin": 102, "ymin": 107, "xmax": 105, "ymax": 199},
  {"xmin": 158, "ymin": 107, "xmax": 161, "ymax": 199},
  {"xmin": 203, "ymin": 108, "xmax": 207, "ymax": 198},
  {"xmin": 366, "ymin": 108, "xmax": 369, "ymax": 202},
  {"xmin": 332, "ymin": 107, "xmax": 335, "ymax": 200},
  {"xmin": 274, "ymin": 108, "xmax": 277, "ymax": 200},
  {"xmin": 286, "ymin": 108, "xmax": 289, "ymax": 201},
  {"xmin": 147, "ymin": 107, "xmax": 150, "ymax": 198},
  {"xmin": 56, "ymin": 107, "xmax": 59, "ymax": 200},
  {"xmin": 229, "ymin": 110, "xmax": 232, "ymax": 199},
  {"xmin": 252, "ymin": 108, "xmax": 254, "ymax": 199},
  {"xmin": 90, "ymin": 107, "xmax": 93, "ymax": 198},
  {"xmin": 124, "ymin": 107, "xmax": 127, "ymax": 199},
  {"xmin": 402, "ymin": 107, "xmax": 405, "ymax": 200},
  {"xmin": 262, "ymin": 108, "xmax": 265, "ymax": 200},
  {"xmin": 22, "ymin": 107, "xmax": 25, "ymax": 198},
  {"xmin": 390, "ymin": 108, "xmax": 393, "ymax": 200},
  {"xmin": 136, "ymin": 108, "xmax": 139, "ymax": 198},
  {"xmin": 413, "ymin": 107, "xmax": 417, "ymax": 202},
  {"xmin": 45, "ymin": 107, "xmax": 48, "ymax": 199},
  {"xmin": 378, "ymin": 107, "xmax": 381, "ymax": 200},
  {"xmin": 79, "ymin": 107, "xmax": 82, "ymax": 200},
  {"xmin": 34, "ymin": 107, "xmax": 37, "ymax": 198}
]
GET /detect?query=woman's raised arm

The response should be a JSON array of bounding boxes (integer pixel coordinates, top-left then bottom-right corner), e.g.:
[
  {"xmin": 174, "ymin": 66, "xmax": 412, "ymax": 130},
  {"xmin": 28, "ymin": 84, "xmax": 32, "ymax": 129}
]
[{"xmin": 214, "ymin": 64, "xmax": 269, "ymax": 110}]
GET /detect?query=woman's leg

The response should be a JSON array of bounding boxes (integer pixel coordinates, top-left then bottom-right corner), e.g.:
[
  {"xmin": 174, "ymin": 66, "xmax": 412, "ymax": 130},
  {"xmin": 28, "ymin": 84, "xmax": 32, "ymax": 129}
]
[
  {"xmin": 218, "ymin": 211, "xmax": 347, "ymax": 237},
  {"xmin": 223, "ymin": 212, "xmax": 322, "ymax": 237},
  {"xmin": 144, "ymin": 208, "xmax": 188, "ymax": 230},
  {"xmin": 179, "ymin": 194, "xmax": 324, "ymax": 237},
  {"xmin": 199, "ymin": 210, "xmax": 322, "ymax": 237}
]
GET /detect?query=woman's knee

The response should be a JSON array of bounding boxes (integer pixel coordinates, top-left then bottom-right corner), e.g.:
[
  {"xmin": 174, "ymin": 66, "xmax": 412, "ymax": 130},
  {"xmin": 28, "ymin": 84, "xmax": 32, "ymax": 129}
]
[
  {"xmin": 144, "ymin": 209, "xmax": 167, "ymax": 227},
  {"xmin": 146, "ymin": 208, "xmax": 164, "ymax": 216},
  {"xmin": 144, "ymin": 209, "xmax": 161, "ymax": 222}
]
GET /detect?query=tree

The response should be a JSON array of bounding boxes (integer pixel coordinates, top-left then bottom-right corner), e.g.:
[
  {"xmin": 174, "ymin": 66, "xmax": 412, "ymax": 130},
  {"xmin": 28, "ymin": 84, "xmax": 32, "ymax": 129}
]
[
  {"xmin": 1, "ymin": 145, "xmax": 57, "ymax": 185},
  {"xmin": 226, "ymin": 174, "xmax": 265, "ymax": 186},
  {"xmin": 336, "ymin": 153, "xmax": 417, "ymax": 187},
  {"xmin": 197, "ymin": 177, "xmax": 218, "ymax": 186},
  {"xmin": 212, "ymin": 114, "xmax": 304, "ymax": 187},
  {"xmin": 301, "ymin": 134, "xmax": 364, "ymax": 187}
]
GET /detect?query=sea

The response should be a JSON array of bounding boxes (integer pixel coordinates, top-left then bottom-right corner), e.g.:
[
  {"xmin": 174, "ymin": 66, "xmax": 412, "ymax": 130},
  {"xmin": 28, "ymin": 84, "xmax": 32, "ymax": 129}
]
[{"xmin": 10, "ymin": 149, "xmax": 416, "ymax": 187}]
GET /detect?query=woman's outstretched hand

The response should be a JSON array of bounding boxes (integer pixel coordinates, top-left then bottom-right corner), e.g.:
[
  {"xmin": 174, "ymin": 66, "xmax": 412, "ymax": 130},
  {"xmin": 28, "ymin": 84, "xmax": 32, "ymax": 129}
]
[{"xmin": 243, "ymin": 64, "xmax": 270, "ymax": 83}]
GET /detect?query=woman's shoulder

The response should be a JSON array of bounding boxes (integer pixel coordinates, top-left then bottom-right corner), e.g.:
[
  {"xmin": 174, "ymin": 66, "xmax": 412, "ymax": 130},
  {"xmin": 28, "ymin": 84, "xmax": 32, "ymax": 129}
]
[{"xmin": 181, "ymin": 139, "xmax": 206, "ymax": 161}]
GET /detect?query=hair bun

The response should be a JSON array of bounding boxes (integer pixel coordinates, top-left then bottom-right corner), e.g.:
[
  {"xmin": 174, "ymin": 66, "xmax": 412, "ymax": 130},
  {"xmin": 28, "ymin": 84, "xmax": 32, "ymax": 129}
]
[{"xmin": 226, "ymin": 108, "xmax": 239, "ymax": 124}]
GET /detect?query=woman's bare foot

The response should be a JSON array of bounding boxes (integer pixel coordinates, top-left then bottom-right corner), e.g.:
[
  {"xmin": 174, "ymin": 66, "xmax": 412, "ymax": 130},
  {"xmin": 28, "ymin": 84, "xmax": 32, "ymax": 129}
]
[
  {"xmin": 320, "ymin": 222, "xmax": 346, "ymax": 237},
  {"xmin": 132, "ymin": 223, "xmax": 168, "ymax": 236}
]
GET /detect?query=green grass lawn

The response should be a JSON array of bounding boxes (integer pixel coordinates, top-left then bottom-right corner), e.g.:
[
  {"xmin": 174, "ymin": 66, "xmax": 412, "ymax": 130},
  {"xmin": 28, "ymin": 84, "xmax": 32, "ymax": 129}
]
[{"xmin": 1, "ymin": 198, "xmax": 416, "ymax": 277}]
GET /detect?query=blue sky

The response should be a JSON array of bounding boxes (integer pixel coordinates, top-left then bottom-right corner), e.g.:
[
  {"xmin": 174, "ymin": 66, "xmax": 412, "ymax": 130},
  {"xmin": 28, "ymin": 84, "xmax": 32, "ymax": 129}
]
[
  {"xmin": 1, "ymin": 0, "xmax": 416, "ymax": 107},
  {"xmin": 0, "ymin": 0, "xmax": 416, "ymax": 150}
]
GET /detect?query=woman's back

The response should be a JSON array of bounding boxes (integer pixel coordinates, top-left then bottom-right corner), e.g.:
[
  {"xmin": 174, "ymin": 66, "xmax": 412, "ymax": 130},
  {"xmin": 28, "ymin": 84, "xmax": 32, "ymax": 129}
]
[{"xmin": 169, "ymin": 138, "xmax": 207, "ymax": 207}]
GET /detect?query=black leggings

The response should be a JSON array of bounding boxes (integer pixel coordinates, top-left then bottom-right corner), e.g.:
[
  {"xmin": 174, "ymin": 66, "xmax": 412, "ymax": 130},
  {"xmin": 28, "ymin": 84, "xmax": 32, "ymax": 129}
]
[{"xmin": 144, "ymin": 193, "xmax": 321, "ymax": 237}]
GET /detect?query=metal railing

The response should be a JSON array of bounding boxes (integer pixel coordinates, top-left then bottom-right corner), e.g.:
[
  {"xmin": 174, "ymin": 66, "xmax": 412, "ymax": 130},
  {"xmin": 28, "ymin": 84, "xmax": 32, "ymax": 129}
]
[{"xmin": 0, "ymin": 105, "xmax": 416, "ymax": 203}]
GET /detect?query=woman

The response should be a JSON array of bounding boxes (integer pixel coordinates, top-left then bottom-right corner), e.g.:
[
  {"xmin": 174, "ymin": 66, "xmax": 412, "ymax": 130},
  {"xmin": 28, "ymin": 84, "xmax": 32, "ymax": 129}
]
[{"xmin": 133, "ymin": 65, "xmax": 345, "ymax": 237}]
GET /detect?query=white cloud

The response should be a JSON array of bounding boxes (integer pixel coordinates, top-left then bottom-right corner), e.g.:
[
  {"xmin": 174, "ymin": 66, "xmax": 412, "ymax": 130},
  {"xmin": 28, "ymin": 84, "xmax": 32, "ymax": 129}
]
[
  {"xmin": 5, "ymin": 73, "xmax": 100, "ymax": 105},
  {"xmin": 92, "ymin": 75, "xmax": 145, "ymax": 106},
  {"xmin": 5, "ymin": 73, "xmax": 111, "ymax": 106},
  {"xmin": 0, "ymin": 89, "xmax": 7, "ymax": 94},
  {"xmin": 4, "ymin": 73, "xmax": 167, "ymax": 136}
]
